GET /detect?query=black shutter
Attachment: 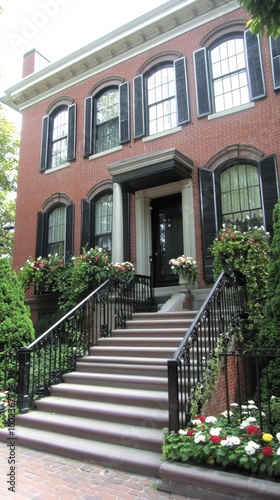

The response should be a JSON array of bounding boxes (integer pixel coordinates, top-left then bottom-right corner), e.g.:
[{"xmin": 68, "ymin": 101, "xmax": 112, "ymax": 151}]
[
  {"xmin": 269, "ymin": 36, "xmax": 280, "ymax": 90},
  {"xmin": 81, "ymin": 199, "xmax": 92, "ymax": 252},
  {"xmin": 67, "ymin": 103, "xmax": 76, "ymax": 161},
  {"xmin": 40, "ymin": 115, "xmax": 49, "ymax": 171},
  {"xmin": 122, "ymin": 192, "xmax": 130, "ymax": 262},
  {"xmin": 65, "ymin": 204, "xmax": 74, "ymax": 261},
  {"xmin": 119, "ymin": 82, "xmax": 130, "ymax": 144},
  {"xmin": 193, "ymin": 48, "xmax": 211, "ymax": 117},
  {"xmin": 199, "ymin": 169, "xmax": 217, "ymax": 283},
  {"xmin": 244, "ymin": 30, "xmax": 266, "ymax": 100},
  {"xmin": 83, "ymin": 97, "xmax": 93, "ymax": 157},
  {"xmin": 35, "ymin": 211, "xmax": 46, "ymax": 258},
  {"xmin": 174, "ymin": 57, "xmax": 190, "ymax": 125},
  {"xmin": 133, "ymin": 75, "xmax": 145, "ymax": 138},
  {"xmin": 259, "ymin": 155, "xmax": 279, "ymax": 236}
]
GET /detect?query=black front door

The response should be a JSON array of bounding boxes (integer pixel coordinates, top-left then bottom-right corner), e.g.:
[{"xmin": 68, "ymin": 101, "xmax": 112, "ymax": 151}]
[{"xmin": 151, "ymin": 193, "xmax": 183, "ymax": 287}]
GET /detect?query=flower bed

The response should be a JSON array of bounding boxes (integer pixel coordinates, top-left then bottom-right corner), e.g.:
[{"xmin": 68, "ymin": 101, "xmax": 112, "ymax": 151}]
[{"xmin": 162, "ymin": 402, "xmax": 280, "ymax": 479}]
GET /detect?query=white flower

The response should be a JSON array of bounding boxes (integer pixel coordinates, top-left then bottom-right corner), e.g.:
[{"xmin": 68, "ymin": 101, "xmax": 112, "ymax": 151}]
[
  {"xmin": 221, "ymin": 436, "xmax": 240, "ymax": 447},
  {"xmin": 245, "ymin": 440, "xmax": 260, "ymax": 456},
  {"xmin": 277, "ymin": 448, "xmax": 280, "ymax": 456},
  {"xmin": 247, "ymin": 417, "xmax": 257, "ymax": 423},
  {"xmin": 194, "ymin": 431, "xmax": 206, "ymax": 444},
  {"xmin": 205, "ymin": 416, "xmax": 217, "ymax": 424},
  {"xmin": 230, "ymin": 403, "xmax": 238, "ymax": 407},
  {"xmin": 210, "ymin": 427, "xmax": 222, "ymax": 436},
  {"xmin": 276, "ymin": 432, "xmax": 280, "ymax": 443},
  {"xmin": 191, "ymin": 419, "xmax": 201, "ymax": 426},
  {"xmin": 220, "ymin": 410, "xmax": 233, "ymax": 418},
  {"xmin": 178, "ymin": 429, "xmax": 187, "ymax": 436}
]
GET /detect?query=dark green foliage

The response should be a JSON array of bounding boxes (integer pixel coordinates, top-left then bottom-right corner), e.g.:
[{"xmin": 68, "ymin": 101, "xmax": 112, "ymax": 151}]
[
  {"xmin": 238, "ymin": 0, "xmax": 280, "ymax": 38},
  {"xmin": 258, "ymin": 201, "xmax": 280, "ymax": 351},
  {"xmin": 0, "ymin": 258, "xmax": 35, "ymax": 389}
]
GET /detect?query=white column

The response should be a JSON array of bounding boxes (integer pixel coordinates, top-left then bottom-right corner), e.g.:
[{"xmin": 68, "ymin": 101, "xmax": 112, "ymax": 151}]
[
  {"xmin": 112, "ymin": 182, "xmax": 123, "ymax": 263},
  {"xmin": 181, "ymin": 180, "xmax": 196, "ymax": 258},
  {"xmin": 135, "ymin": 194, "xmax": 151, "ymax": 275}
]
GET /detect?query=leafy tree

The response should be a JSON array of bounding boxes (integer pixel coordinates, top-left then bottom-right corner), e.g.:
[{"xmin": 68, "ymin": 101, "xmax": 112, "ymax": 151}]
[
  {"xmin": 0, "ymin": 106, "xmax": 19, "ymax": 258},
  {"xmin": 0, "ymin": 257, "xmax": 35, "ymax": 389},
  {"xmin": 238, "ymin": 0, "xmax": 280, "ymax": 38}
]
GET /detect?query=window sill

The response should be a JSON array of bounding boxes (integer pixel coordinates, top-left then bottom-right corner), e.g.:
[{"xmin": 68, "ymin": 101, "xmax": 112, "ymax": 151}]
[
  {"xmin": 45, "ymin": 162, "xmax": 70, "ymax": 174},
  {"xmin": 142, "ymin": 126, "xmax": 182, "ymax": 142},
  {"xmin": 208, "ymin": 102, "xmax": 254, "ymax": 120},
  {"xmin": 89, "ymin": 145, "xmax": 123, "ymax": 160}
]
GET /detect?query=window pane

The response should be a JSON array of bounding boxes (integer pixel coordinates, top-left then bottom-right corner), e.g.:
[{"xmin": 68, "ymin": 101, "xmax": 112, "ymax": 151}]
[
  {"xmin": 47, "ymin": 206, "xmax": 66, "ymax": 256},
  {"xmin": 51, "ymin": 109, "xmax": 68, "ymax": 168},
  {"xmin": 96, "ymin": 89, "xmax": 119, "ymax": 153},
  {"xmin": 211, "ymin": 37, "xmax": 249, "ymax": 113},
  {"xmin": 147, "ymin": 66, "xmax": 175, "ymax": 135},
  {"xmin": 95, "ymin": 194, "xmax": 112, "ymax": 250},
  {"xmin": 220, "ymin": 164, "xmax": 263, "ymax": 230}
]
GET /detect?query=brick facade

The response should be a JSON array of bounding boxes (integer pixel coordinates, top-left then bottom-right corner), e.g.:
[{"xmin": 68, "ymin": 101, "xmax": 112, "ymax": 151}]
[{"xmin": 2, "ymin": 0, "xmax": 279, "ymax": 319}]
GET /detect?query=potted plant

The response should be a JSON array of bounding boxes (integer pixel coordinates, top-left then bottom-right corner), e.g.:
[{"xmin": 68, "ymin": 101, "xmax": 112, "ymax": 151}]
[{"xmin": 169, "ymin": 255, "xmax": 198, "ymax": 285}]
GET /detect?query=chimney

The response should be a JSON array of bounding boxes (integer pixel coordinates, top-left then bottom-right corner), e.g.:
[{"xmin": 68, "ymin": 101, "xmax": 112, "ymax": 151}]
[{"xmin": 22, "ymin": 49, "xmax": 50, "ymax": 78}]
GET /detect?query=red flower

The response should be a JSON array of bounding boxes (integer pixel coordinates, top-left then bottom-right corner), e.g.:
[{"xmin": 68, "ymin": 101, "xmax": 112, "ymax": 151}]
[
  {"xmin": 197, "ymin": 416, "xmax": 206, "ymax": 423},
  {"xmin": 262, "ymin": 446, "xmax": 273, "ymax": 458},
  {"xmin": 187, "ymin": 429, "xmax": 194, "ymax": 436},
  {"xmin": 246, "ymin": 425, "xmax": 262, "ymax": 437},
  {"xmin": 210, "ymin": 436, "xmax": 221, "ymax": 444}
]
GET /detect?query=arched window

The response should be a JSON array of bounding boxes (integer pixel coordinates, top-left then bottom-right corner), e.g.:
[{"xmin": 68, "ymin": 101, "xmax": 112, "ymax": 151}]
[
  {"xmin": 40, "ymin": 101, "xmax": 76, "ymax": 171},
  {"xmin": 47, "ymin": 205, "xmax": 66, "ymax": 256},
  {"xmin": 96, "ymin": 88, "xmax": 119, "ymax": 153},
  {"xmin": 133, "ymin": 57, "xmax": 190, "ymax": 139},
  {"xmin": 193, "ymin": 29, "xmax": 266, "ymax": 117},
  {"xmin": 210, "ymin": 37, "xmax": 249, "ymax": 113},
  {"xmin": 94, "ymin": 193, "xmax": 113, "ymax": 249},
  {"xmin": 219, "ymin": 164, "xmax": 263, "ymax": 230},
  {"xmin": 50, "ymin": 107, "xmax": 68, "ymax": 168},
  {"xmin": 147, "ymin": 65, "xmax": 177, "ymax": 135}
]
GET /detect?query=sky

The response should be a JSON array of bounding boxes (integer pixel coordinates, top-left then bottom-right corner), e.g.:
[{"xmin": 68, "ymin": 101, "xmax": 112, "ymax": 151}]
[{"xmin": 0, "ymin": 0, "xmax": 168, "ymax": 126}]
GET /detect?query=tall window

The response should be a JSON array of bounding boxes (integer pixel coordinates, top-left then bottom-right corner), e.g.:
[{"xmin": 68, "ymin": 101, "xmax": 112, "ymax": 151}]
[
  {"xmin": 94, "ymin": 194, "xmax": 113, "ymax": 249},
  {"xmin": 219, "ymin": 164, "xmax": 263, "ymax": 230},
  {"xmin": 47, "ymin": 206, "xmax": 66, "ymax": 256},
  {"xmin": 147, "ymin": 66, "xmax": 177, "ymax": 135},
  {"xmin": 50, "ymin": 108, "xmax": 68, "ymax": 168},
  {"xmin": 210, "ymin": 38, "xmax": 250, "ymax": 113},
  {"xmin": 96, "ymin": 89, "xmax": 119, "ymax": 153},
  {"xmin": 40, "ymin": 103, "xmax": 76, "ymax": 172}
]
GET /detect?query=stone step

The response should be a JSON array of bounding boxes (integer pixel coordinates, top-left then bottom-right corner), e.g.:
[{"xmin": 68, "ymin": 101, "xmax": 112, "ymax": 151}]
[
  {"xmin": 16, "ymin": 412, "xmax": 163, "ymax": 452},
  {"xmin": 132, "ymin": 311, "xmax": 198, "ymax": 321},
  {"xmin": 50, "ymin": 383, "xmax": 169, "ymax": 409},
  {"xmin": 63, "ymin": 372, "xmax": 168, "ymax": 391},
  {"xmin": 111, "ymin": 326, "xmax": 189, "ymax": 336},
  {"xmin": 88, "ymin": 346, "xmax": 178, "ymax": 358},
  {"xmin": 97, "ymin": 336, "xmax": 185, "ymax": 347},
  {"xmin": 34, "ymin": 396, "xmax": 168, "ymax": 428},
  {"xmin": 76, "ymin": 361, "xmax": 168, "ymax": 377},
  {"xmin": 0, "ymin": 427, "xmax": 161, "ymax": 476},
  {"xmin": 124, "ymin": 319, "xmax": 193, "ymax": 330},
  {"xmin": 78, "ymin": 355, "xmax": 169, "ymax": 365}
]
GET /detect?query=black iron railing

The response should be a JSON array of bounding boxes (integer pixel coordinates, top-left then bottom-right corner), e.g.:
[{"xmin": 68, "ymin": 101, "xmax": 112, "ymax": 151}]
[
  {"xmin": 10, "ymin": 274, "xmax": 156, "ymax": 414},
  {"xmin": 168, "ymin": 272, "xmax": 247, "ymax": 432}
]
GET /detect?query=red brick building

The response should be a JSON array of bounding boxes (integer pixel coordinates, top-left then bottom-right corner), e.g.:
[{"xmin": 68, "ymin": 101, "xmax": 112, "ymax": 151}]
[{"xmin": 1, "ymin": 0, "xmax": 280, "ymax": 317}]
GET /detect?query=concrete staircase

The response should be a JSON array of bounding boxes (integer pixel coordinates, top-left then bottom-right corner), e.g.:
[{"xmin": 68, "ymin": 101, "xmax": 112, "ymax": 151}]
[{"xmin": 1, "ymin": 310, "xmax": 198, "ymax": 476}]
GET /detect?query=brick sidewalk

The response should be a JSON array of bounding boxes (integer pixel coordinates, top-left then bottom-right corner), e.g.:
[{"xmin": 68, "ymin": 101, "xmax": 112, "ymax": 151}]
[{"xmin": 0, "ymin": 443, "xmax": 191, "ymax": 499}]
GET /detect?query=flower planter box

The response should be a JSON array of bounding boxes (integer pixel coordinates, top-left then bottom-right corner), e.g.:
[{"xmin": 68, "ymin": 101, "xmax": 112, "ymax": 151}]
[{"xmin": 158, "ymin": 461, "xmax": 280, "ymax": 499}]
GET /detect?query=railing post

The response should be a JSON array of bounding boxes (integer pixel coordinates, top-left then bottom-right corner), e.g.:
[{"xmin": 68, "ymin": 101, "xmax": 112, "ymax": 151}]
[
  {"xmin": 168, "ymin": 358, "xmax": 180, "ymax": 432},
  {"xmin": 17, "ymin": 347, "xmax": 32, "ymax": 414}
]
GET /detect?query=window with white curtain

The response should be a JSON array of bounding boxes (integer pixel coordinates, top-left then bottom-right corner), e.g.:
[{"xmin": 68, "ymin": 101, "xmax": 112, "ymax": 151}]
[
  {"xmin": 220, "ymin": 164, "xmax": 263, "ymax": 230},
  {"xmin": 47, "ymin": 206, "xmax": 66, "ymax": 256},
  {"xmin": 94, "ymin": 194, "xmax": 113, "ymax": 249}
]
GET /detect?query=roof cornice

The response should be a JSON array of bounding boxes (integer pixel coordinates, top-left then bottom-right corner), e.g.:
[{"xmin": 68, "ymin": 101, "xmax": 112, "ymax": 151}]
[{"xmin": 1, "ymin": 0, "xmax": 240, "ymax": 111}]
